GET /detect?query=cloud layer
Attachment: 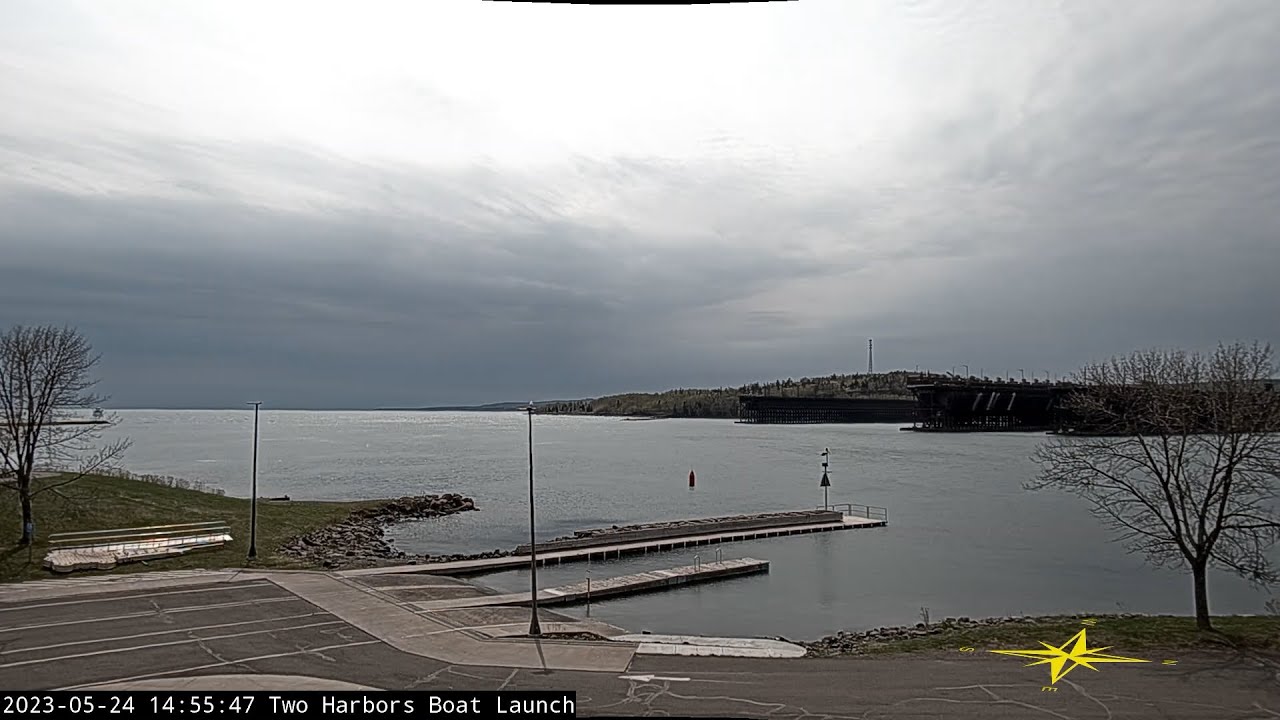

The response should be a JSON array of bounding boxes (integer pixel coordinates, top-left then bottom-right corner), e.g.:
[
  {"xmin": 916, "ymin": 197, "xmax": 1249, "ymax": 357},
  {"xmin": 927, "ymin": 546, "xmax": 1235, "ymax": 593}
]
[{"xmin": 1, "ymin": 1, "xmax": 1278, "ymax": 407}]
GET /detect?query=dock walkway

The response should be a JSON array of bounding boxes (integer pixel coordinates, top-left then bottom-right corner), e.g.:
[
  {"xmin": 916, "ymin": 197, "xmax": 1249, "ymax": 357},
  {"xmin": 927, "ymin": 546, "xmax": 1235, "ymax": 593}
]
[
  {"xmin": 411, "ymin": 557, "xmax": 768, "ymax": 611},
  {"xmin": 343, "ymin": 515, "xmax": 883, "ymax": 577}
]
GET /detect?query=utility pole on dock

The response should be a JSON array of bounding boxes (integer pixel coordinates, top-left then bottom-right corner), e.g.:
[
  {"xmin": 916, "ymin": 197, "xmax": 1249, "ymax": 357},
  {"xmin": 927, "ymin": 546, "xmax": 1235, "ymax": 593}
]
[{"xmin": 820, "ymin": 448, "xmax": 831, "ymax": 510}]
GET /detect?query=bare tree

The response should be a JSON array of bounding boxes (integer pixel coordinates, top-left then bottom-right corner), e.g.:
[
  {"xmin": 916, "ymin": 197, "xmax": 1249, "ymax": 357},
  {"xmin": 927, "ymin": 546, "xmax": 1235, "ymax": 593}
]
[
  {"xmin": 0, "ymin": 325, "xmax": 130, "ymax": 545},
  {"xmin": 1029, "ymin": 341, "xmax": 1280, "ymax": 631}
]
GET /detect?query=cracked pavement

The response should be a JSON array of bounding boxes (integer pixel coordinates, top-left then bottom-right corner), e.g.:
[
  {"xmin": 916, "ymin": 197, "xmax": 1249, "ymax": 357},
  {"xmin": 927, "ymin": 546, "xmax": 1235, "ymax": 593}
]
[{"xmin": 0, "ymin": 578, "xmax": 1276, "ymax": 718}]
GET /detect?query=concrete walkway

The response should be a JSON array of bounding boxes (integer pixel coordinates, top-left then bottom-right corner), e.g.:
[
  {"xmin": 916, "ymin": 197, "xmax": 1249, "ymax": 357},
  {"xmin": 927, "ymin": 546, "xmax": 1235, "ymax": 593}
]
[{"xmin": 268, "ymin": 573, "xmax": 638, "ymax": 672}]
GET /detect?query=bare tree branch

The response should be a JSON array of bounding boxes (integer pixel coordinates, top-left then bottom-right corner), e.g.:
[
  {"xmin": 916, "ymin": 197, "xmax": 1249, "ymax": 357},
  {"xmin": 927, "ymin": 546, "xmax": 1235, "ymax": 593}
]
[
  {"xmin": 1028, "ymin": 341, "xmax": 1280, "ymax": 631},
  {"xmin": 0, "ymin": 325, "xmax": 131, "ymax": 545}
]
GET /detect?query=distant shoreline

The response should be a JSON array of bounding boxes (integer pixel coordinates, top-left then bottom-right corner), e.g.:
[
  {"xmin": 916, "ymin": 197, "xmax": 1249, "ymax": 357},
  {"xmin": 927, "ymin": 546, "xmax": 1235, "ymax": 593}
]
[{"xmin": 113, "ymin": 372, "xmax": 922, "ymax": 417}]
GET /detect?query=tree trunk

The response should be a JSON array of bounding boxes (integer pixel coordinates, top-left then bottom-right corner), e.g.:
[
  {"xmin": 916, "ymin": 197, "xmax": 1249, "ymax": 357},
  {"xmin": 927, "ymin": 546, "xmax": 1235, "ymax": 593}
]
[
  {"xmin": 19, "ymin": 485, "xmax": 34, "ymax": 545},
  {"xmin": 1191, "ymin": 561, "xmax": 1212, "ymax": 631}
]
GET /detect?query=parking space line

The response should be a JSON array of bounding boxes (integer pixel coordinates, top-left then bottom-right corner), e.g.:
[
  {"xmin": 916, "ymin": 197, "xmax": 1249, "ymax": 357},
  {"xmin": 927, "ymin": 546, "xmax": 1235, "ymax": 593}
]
[
  {"xmin": 1, "ymin": 612, "xmax": 333, "ymax": 656},
  {"xmin": 0, "ymin": 596, "xmax": 301, "ymax": 634},
  {"xmin": 0, "ymin": 620, "xmax": 345, "ymax": 668},
  {"xmin": 0, "ymin": 582, "xmax": 276, "ymax": 612},
  {"xmin": 57, "ymin": 640, "xmax": 384, "ymax": 690}
]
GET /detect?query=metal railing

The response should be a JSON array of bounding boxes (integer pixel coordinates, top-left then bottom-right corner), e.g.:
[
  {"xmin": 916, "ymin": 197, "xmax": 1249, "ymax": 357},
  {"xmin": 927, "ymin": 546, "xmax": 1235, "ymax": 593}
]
[
  {"xmin": 48, "ymin": 521, "xmax": 232, "ymax": 552},
  {"xmin": 818, "ymin": 503, "xmax": 889, "ymax": 522}
]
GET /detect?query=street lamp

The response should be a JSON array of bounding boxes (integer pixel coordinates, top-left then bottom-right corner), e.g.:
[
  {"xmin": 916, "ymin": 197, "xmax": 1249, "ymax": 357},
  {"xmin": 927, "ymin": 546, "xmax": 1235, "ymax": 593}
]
[
  {"xmin": 962, "ymin": 364, "xmax": 969, "ymax": 377},
  {"xmin": 820, "ymin": 448, "xmax": 831, "ymax": 510},
  {"xmin": 522, "ymin": 403, "xmax": 542, "ymax": 638},
  {"xmin": 1017, "ymin": 369, "xmax": 1025, "ymax": 382},
  {"xmin": 247, "ymin": 401, "xmax": 261, "ymax": 560},
  {"xmin": 1044, "ymin": 370, "xmax": 1052, "ymax": 383}
]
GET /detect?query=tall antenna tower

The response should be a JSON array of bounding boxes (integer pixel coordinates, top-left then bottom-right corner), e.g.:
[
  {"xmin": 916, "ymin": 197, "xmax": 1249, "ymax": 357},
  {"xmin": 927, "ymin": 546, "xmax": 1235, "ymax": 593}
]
[{"xmin": 868, "ymin": 338, "xmax": 874, "ymax": 374}]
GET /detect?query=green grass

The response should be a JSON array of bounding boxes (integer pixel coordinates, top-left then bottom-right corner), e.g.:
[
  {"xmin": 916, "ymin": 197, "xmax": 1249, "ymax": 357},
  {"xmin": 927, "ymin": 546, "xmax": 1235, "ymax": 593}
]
[
  {"xmin": 812, "ymin": 615, "xmax": 1280, "ymax": 656},
  {"xmin": 0, "ymin": 473, "xmax": 384, "ymax": 583}
]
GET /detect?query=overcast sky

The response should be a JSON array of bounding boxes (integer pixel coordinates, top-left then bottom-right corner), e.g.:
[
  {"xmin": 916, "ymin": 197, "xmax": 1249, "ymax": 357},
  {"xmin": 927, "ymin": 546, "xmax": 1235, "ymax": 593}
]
[{"xmin": 2, "ymin": 1, "xmax": 1278, "ymax": 408}]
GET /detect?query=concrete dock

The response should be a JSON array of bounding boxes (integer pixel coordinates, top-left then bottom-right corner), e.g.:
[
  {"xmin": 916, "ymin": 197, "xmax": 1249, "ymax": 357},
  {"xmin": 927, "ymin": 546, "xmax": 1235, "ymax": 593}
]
[
  {"xmin": 410, "ymin": 557, "xmax": 769, "ymax": 611},
  {"xmin": 343, "ymin": 514, "xmax": 883, "ymax": 578}
]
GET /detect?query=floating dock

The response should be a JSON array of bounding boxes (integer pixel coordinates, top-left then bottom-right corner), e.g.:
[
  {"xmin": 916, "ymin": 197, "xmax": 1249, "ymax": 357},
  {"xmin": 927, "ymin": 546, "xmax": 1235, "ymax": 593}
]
[
  {"xmin": 410, "ymin": 557, "xmax": 769, "ymax": 611},
  {"xmin": 342, "ymin": 507, "xmax": 886, "ymax": 578}
]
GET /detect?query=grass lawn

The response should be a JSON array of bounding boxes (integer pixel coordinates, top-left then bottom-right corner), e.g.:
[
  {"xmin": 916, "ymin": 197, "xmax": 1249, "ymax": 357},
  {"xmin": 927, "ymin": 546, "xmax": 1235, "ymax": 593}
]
[
  {"xmin": 0, "ymin": 473, "xmax": 383, "ymax": 583},
  {"xmin": 813, "ymin": 614, "xmax": 1280, "ymax": 656}
]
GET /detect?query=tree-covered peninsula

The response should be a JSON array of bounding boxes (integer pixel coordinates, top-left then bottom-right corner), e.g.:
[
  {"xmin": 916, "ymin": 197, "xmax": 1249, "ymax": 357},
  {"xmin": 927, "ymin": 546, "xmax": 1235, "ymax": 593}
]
[{"xmin": 538, "ymin": 371, "xmax": 918, "ymax": 418}]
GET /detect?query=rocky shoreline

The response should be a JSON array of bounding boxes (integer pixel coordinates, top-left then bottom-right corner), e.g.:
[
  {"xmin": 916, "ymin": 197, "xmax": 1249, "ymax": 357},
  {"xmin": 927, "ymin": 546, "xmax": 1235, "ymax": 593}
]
[
  {"xmin": 279, "ymin": 494, "xmax": 497, "ymax": 569},
  {"xmin": 798, "ymin": 614, "xmax": 1151, "ymax": 656}
]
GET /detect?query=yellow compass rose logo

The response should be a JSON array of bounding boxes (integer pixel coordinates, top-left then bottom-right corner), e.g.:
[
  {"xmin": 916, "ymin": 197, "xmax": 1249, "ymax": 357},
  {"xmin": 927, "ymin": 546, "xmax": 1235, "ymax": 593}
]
[{"xmin": 990, "ymin": 626, "xmax": 1151, "ymax": 684}]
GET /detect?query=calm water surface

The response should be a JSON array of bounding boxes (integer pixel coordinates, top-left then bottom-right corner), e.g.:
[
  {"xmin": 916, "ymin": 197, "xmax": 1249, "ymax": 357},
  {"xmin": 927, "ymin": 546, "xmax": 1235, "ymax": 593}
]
[{"xmin": 103, "ymin": 410, "xmax": 1274, "ymax": 640}]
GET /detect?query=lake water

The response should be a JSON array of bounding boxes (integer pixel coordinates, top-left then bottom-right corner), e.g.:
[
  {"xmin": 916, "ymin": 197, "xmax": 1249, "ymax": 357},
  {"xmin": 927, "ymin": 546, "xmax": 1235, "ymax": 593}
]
[{"xmin": 100, "ymin": 410, "xmax": 1274, "ymax": 640}]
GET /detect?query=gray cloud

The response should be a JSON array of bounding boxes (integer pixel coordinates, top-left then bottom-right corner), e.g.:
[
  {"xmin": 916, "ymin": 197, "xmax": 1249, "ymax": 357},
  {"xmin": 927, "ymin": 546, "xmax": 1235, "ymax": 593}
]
[{"xmin": 1, "ymin": 1, "xmax": 1279, "ymax": 406}]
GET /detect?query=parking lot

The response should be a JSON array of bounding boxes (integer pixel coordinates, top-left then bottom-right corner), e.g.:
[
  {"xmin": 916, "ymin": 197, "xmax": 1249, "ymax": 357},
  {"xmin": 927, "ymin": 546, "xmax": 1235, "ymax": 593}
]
[
  {"xmin": 2, "ymin": 575, "xmax": 1279, "ymax": 719},
  {"xmin": 0, "ymin": 579, "xmax": 384, "ymax": 690}
]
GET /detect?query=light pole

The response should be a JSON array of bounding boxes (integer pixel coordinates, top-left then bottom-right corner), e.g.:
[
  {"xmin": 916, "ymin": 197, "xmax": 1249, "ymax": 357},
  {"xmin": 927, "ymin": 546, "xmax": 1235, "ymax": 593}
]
[
  {"xmin": 820, "ymin": 448, "xmax": 831, "ymax": 510},
  {"xmin": 1018, "ymin": 368, "xmax": 1025, "ymax": 382},
  {"xmin": 1044, "ymin": 370, "xmax": 1052, "ymax": 383},
  {"xmin": 247, "ymin": 401, "xmax": 261, "ymax": 560},
  {"xmin": 962, "ymin": 364, "xmax": 969, "ymax": 377},
  {"xmin": 523, "ymin": 404, "xmax": 542, "ymax": 637}
]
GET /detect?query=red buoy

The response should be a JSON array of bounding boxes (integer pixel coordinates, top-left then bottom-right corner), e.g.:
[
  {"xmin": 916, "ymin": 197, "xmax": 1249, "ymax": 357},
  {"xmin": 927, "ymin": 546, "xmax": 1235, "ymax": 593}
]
[{"xmin": 688, "ymin": 469, "xmax": 696, "ymax": 488}]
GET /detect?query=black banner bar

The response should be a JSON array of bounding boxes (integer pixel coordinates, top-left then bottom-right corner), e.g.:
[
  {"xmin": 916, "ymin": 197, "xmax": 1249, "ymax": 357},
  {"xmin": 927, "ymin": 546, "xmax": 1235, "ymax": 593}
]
[{"xmin": 0, "ymin": 691, "xmax": 576, "ymax": 718}]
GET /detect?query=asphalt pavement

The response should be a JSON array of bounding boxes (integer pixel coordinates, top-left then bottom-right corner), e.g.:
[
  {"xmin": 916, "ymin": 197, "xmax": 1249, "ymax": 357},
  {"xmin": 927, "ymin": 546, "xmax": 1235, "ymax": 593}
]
[{"xmin": 0, "ymin": 576, "xmax": 1277, "ymax": 718}]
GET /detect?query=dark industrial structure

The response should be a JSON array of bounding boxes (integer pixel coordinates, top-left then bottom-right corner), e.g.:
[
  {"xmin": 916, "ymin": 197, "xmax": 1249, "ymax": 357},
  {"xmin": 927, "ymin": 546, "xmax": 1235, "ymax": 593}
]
[
  {"xmin": 906, "ymin": 377, "xmax": 1279, "ymax": 432},
  {"xmin": 737, "ymin": 376, "xmax": 1279, "ymax": 431},
  {"xmin": 906, "ymin": 379, "xmax": 1078, "ymax": 431},
  {"xmin": 738, "ymin": 395, "xmax": 917, "ymax": 424}
]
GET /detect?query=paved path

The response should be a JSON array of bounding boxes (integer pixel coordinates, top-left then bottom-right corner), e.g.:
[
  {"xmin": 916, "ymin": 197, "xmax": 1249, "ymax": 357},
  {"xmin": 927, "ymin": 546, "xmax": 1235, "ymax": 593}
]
[{"xmin": 1, "ymin": 571, "xmax": 1277, "ymax": 717}]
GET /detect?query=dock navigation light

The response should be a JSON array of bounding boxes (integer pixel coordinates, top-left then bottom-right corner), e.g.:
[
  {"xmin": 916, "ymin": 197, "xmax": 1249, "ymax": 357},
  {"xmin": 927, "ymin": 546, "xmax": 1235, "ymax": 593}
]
[{"xmin": 820, "ymin": 448, "xmax": 831, "ymax": 510}]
